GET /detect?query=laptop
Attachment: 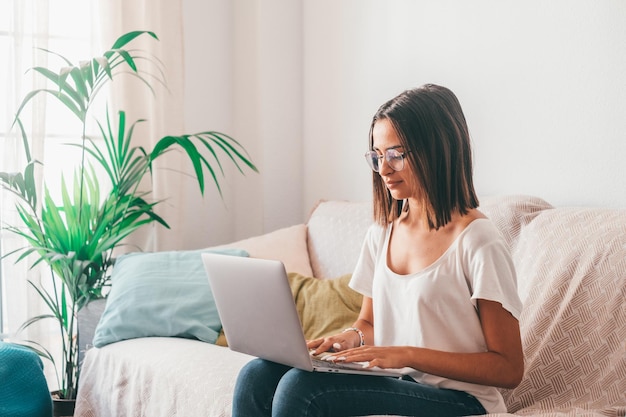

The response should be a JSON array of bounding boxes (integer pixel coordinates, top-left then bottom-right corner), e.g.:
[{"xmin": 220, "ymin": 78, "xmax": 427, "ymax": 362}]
[{"xmin": 202, "ymin": 253, "xmax": 409, "ymax": 377}]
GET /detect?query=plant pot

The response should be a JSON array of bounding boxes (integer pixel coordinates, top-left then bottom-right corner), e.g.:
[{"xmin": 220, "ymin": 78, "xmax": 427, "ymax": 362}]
[{"xmin": 51, "ymin": 391, "xmax": 76, "ymax": 417}]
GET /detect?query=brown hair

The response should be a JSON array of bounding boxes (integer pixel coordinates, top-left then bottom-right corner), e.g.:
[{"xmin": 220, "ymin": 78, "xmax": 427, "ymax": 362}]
[{"xmin": 369, "ymin": 84, "xmax": 479, "ymax": 229}]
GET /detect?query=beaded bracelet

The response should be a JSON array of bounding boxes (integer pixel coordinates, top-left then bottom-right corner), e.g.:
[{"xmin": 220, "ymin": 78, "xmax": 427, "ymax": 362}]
[{"xmin": 342, "ymin": 327, "xmax": 365, "ymax": 346}]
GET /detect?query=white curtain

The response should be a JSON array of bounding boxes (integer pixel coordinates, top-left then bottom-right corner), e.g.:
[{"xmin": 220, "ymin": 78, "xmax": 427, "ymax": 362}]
[
  {"xmin": 1, "ymin": 0, "xmax": 245, "ymax": 386},
  {"xmin": 0, "ymin": 0, "xmax": 50, "ymax": 344},
  {"xmin": 97, "ymin": 0, "xmax": 190, "ymax": 253},
  {"xmin": 2, "ymin": 0, "xmax": 187, "ymax": 351},
  {"xmin": 0, "ymin": 0, "xmax": 102, "ymax": 388}
]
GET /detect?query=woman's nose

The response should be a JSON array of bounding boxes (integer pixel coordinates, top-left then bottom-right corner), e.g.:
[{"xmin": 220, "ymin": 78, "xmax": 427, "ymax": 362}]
[{"xmin": 378, "ymin": 156, "xmax": 394, "ymax": 175}]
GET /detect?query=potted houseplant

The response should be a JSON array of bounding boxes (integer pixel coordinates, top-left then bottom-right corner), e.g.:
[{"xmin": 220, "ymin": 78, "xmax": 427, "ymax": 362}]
[{"xmin": 0, "ymin": 30, "xmax": 257, "ymax": 409}]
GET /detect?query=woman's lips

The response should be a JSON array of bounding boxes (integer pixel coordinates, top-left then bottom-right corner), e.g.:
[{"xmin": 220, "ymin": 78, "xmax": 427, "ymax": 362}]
[{"xmin": 385, "ymin": 180, "xmax": 402, "ymax": 189}]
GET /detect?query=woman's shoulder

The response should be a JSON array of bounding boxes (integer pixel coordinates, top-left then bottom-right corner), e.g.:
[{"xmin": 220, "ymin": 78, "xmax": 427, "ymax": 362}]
[
  {"xmin": 364, "ymin": 222, "xmax": 390, "ymax": 248},
  {"xmin": 365, "ymin": 221, "xmax": 388, "ymax": 236},
  {"xmin": 455, "ymin": 218, "xmax": 511, "ymax": 264},
  {"xmin": 458, "ymin": 212, "xmax": 505, "ymax": 246}
]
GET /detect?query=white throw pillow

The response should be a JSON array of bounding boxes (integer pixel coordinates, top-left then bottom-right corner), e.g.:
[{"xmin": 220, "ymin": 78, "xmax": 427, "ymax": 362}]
[{"xmin": 307, "ymin": 201, "xmax": 373, "ymax": 279}]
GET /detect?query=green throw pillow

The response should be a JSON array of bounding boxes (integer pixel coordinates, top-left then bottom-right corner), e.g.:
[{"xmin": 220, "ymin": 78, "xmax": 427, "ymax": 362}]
[
  {"xmin": 288, "ymin": 272, "xmax": 363, "ymax": 341},
  {"xmin": 93, "ymin": 248, "xmax": 248, "ymax": 348}
]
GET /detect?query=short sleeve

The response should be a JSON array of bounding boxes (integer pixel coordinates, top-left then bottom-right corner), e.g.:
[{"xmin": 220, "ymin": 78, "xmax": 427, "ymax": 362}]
[{"xmin": 464, "ymin": 224, "xmax": 523, "ymax": 319}]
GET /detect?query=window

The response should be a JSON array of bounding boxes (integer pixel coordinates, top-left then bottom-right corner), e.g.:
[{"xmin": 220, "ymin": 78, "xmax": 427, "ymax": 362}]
[{"xmin": 0, "ymin": 0, "xmax": 99, "ymax": 339}]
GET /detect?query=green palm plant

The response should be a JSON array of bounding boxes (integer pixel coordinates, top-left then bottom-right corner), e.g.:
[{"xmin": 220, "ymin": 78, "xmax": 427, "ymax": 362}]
[{"xmin": 0, "ymin": 31, "xmax": 257, "ymax": 400}]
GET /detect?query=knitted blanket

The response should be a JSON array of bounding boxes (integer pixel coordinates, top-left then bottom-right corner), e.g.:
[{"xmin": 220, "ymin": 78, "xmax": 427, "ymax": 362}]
[{"xmin": 0, "ymin": 342, "xmax": 53, "ymax": 417}]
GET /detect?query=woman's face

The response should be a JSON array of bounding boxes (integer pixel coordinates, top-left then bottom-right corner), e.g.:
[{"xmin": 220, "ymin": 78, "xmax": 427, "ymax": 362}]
[{"xmin": 371, "ymin": 118, "xmax": 417, "ymax": 201}]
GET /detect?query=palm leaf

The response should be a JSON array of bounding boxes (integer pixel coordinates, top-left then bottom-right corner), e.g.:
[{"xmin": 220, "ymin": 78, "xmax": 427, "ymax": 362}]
[
  {"xmin": 0, "ymin": 159, "xmax": 39, "ymax": 208},
  {"xmin": 107, "ymin": 31, "xmax": 158, "ymax": 54},
  {"xmin": 152, "ymin": 135, "xmax": 211, "ymax": 192},
  {"xmin": 32, "ymin": 66, "xmax": 86, "ymax": 114},
  {"xmin": 68, "ymin": 65, "xmax": 90, "ymax": 104},
  {"xmin": 15, "ymin": 88, "xmax": 85, "ymax": 122}
]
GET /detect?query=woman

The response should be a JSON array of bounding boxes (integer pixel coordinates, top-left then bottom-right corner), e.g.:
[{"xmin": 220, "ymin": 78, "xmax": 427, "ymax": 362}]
[{"xmin": 232, "ymin": 84, "xmax": 524, "ymax": 417}]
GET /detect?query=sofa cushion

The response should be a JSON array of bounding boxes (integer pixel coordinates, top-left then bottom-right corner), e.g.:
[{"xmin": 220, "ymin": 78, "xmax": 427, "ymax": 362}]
[
  {"xmin": 76, "ymin": 338, "xmax": 253, "ymax": 417},
  {"xmin": 215, "ymin": 224, "xmax": 313, "ymax": 276},
  {"xmin": 92, "ymin": 248, "xmax": 247, "ymax": 348},
  {"xmin": 477, "ymin": 194, "xmax": 553, "ymax": 252},
  {"xmin": 307, "ymin": 201, "xmax": 373, "ymax": 278},
  {"xmin": 288, "ymin": 272, "xmax": 363, "ymax": 340}
]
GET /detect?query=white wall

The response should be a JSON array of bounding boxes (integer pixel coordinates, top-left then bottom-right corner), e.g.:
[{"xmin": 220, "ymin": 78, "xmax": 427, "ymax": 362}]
[
  {"xmin": 183, "ymin": 0, "xmax": 626, "ymax": 246},
  {"xmin": 302, "ymin": 0, "xmax": 626, "ymax": 210},
  {"xmin": 182, "ymin": 0, "xmax": 303, "ymax": 247}
]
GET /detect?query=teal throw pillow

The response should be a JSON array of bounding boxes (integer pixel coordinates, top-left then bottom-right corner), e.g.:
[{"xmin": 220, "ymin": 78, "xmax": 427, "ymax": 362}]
[{"xmin": 93, "ymin": 248, "xmax": 248, "ymax": 348}]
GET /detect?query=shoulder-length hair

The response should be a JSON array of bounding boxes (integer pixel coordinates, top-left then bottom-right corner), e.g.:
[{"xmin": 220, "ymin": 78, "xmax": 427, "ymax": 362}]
[{"xmin": 369, "ymin": 84, "xmax": 479, "ymax": 229}]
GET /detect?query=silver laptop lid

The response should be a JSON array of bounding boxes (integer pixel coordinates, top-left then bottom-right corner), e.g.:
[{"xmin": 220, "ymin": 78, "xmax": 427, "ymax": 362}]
[{"xmin": 202, "ymin": 253, "xmax": 314, "ymax": 371}]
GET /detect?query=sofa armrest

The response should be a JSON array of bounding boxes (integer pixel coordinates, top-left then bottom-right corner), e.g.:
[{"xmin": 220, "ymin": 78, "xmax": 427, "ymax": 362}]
[{"xmin": 78, "ymin": 298, "xmax": 107, "ymax": 367}]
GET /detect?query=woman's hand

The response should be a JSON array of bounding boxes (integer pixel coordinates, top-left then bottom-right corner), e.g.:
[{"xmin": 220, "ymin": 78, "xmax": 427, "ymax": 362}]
[
  {"xmin": 307, "ymin": 336, "xmax": 412, "ymax": 370},
  {"xmin": 306, "ymin": 331, "xmax": 362, "ymax": 355},
  {"xmin": 332, "ymin": 345, "xmax": 411, "ymax": 369}
]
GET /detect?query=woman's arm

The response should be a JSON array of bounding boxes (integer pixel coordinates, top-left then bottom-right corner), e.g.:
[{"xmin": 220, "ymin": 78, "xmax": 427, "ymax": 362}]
[
  {"xmin": 337, "ymin": 298, "xmax": 524, "ymax": 389},
  {"xmin": 307, "ymin": 296, "xmax": 375, "ymax": 353}
]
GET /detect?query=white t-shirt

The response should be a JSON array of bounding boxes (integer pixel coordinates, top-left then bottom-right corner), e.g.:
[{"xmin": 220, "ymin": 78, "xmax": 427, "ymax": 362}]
[{"xmin": 349, "ymin": 218, "xmax": 523, "ymax": 414}]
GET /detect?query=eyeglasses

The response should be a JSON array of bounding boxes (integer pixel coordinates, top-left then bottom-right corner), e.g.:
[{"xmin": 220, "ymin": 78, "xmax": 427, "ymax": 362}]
[{"xmin": 364, "ymin": 149, "xmax": 410, "ymax": 172}]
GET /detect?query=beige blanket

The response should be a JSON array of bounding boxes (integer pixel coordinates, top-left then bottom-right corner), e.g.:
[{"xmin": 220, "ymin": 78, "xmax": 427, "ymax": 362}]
[{"xmin": 482, "ymin": 196, "xmax": 626, "ymax": 417}]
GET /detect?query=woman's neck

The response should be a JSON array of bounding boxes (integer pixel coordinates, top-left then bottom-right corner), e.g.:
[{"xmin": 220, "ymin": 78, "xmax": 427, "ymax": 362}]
[{"xmin": 398, "ymin": 199, "xmax": 479, "ymax": 233}]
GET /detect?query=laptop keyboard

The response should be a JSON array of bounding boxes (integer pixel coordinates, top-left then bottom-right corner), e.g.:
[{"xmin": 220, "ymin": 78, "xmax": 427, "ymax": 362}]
[{"xmin": 310, "ymin": 354, "xmax": 369, "ymax": 370}]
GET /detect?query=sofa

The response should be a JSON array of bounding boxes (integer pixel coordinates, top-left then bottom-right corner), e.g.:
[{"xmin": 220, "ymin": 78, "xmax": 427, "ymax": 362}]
[{"xmin": 74, "ymin": 195, "xmax": 626, "ymax": 417}]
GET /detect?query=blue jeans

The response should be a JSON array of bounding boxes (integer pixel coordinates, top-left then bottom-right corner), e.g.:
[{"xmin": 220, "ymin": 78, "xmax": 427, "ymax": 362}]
[{"xmin": 232, "ymin": 359, "xmax": 487, "ymax": 417}]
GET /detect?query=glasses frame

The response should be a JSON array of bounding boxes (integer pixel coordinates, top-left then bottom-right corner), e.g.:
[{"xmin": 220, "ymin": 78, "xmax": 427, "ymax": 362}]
[{"xmin": 364, "ymin": 149, "xmax": 411, "ymax": 173}]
